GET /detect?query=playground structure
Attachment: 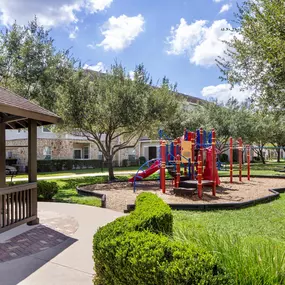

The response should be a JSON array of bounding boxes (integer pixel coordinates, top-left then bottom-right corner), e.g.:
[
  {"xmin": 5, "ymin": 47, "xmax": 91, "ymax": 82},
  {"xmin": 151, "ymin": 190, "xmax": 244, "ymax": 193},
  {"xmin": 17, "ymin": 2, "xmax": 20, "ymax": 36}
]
[{"xmin": 129, "ymin": 128, "xmax": 251, "ymax": 199}]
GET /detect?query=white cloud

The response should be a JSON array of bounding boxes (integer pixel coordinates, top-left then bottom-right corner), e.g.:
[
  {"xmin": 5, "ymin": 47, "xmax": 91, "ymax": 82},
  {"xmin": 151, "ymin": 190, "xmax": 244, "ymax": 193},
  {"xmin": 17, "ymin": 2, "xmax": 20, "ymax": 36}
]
[
  {"xmin": 166, "ymin": 19, "xmax": 207, "ymax": 55},
  {"xmin": 214, "ymin": 0, "xmax": 223, "ymax": 2},
  {"xmin": 219, "ymin": 4, "xmax": 232, "ymax": 14},
  {"xmin": 201, "ymin": 84, "xmax": 250, "ymax": 102},
  {"xmin": 96, "ymin": 14, "xmax": 145, "ymax": 51},
  {"xmin": 166, "ymin": 18, "xmax": 235, "ymax": 66},
  {"xmin": 129, "ymin": 71, "xmax": 135, "ymax": 80},
  {"xmin": 69, "ymin": 26, "xmax": 79, "ymax": 39},
  {"xmin": 83, "ymin": 62, "xmax": 106, "ymax": 72},
  {"xmin": 0, "ymin": 0, "xmax": 113, "ymax": 27},
  {"xmin": 86, "ymin": 0, "xmax": 113, "ymax": 13}
]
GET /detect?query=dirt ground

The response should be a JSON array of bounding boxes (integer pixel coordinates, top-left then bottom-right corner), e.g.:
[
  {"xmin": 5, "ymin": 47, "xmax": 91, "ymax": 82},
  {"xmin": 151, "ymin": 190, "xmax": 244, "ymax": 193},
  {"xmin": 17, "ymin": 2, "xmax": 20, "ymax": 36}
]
[{"xmin": 83, "ymin": 178, "xmax": 285, "ymax": 212}]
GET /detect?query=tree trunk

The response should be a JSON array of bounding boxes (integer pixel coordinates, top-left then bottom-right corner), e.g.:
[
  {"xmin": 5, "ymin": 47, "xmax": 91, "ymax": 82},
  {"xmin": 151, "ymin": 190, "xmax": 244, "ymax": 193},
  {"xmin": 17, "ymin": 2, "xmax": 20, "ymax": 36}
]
[
  {"xmin": 107, "ymin": 156, "xmax": 115, "ymax": 181},
  {"xmin": 260, "ymin": 150, "xmax": 266, "ymax": 164},
  {"xmin": 277, "ymin": 148, "xmax": 281, "ymax": 163}
]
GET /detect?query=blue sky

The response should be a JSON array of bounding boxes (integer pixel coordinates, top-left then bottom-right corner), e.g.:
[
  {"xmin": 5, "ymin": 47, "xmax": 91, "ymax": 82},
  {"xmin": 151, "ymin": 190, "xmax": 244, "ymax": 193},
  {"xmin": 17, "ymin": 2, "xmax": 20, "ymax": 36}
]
[{"xmin": 0, "ymin": 0, "xmax": 247, "ymax": 102}]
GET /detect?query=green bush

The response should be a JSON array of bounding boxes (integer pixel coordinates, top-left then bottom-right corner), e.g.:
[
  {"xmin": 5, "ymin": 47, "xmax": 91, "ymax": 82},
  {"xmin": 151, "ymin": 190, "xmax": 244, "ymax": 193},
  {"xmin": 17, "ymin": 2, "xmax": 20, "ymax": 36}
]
[
  {"xmin": 139, "ymin": 156, "xmax": 146, "ymax": 165},
  {"xmin": 220, "ymin": 153, "xmax": 228, "ymax": 162},
  {"xmin": 37, "ymin": 159, "xmax": 102, "ymax": 172},
  {"xmin": 93, "ymin": 193, "xmax": 229, "ymax": 285},
  {"xmin": 37, "ymin": 180, "xmax": 59, "ymax": 200}
]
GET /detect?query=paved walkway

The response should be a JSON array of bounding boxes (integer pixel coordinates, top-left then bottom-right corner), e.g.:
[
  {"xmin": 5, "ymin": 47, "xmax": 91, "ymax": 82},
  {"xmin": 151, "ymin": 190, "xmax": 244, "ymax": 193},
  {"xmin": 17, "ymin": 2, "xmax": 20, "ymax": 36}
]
[
  {"xmin": 0, "ymin": 202, "xmax": 124, "ymax": 285},
  {"xmin": 8, "ymin": 170, "xmax": 137, "ymax": 182}
]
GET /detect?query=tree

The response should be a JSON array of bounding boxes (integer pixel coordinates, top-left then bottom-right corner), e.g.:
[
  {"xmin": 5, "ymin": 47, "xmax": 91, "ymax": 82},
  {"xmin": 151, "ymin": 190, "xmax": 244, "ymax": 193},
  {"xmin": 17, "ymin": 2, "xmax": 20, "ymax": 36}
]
[
  {"xmin": 57, "ymin": 63, "xmax": 180, "ymax": 180},
  {"xmin": 269, "ymin": 115, "xmax": 285, "ymax": 162},
  {"xmin": 218, "ymin": 0, "xmax": 285, "ymax": 110},
  {"xmin": 182, "ymin": 98, "xmax": 254, "ymax": 154},
  {"xmin": 249, "ymin": 112, "xmax": 276, "ymax": 164},
  {"xmin": 0, "ymin": 17, "xmax": 75, "ymax": 110}
]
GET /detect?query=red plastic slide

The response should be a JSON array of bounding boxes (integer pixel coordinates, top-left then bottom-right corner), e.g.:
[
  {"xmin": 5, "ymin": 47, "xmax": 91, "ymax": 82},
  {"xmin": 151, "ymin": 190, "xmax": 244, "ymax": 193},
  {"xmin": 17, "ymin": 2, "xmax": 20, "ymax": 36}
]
[
  {"xmin": 128, "ymin": 160, "xmax": 160, "ymax": 183},
  {"xmin": 203, "ymin": 148, "xmax": 221, "ymax": 185}
]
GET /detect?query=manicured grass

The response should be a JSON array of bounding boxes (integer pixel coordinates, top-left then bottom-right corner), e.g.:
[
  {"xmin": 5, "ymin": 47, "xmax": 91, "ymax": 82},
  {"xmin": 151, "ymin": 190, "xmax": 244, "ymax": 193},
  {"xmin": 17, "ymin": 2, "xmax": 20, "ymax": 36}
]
[
  {"xmin": 51, "ymin": 176, "xmax": 129, "ymax": 207},
  {"xmin": 14, "ymin": 166, "xmax": 139, "ymax": 179},
  {"xmin": 219, "ymin": 161, "xmax": 285, "ymax": 177},
  {"xmin": 173, "ymin": 195, "xmax": 285, "ymax": 284}
]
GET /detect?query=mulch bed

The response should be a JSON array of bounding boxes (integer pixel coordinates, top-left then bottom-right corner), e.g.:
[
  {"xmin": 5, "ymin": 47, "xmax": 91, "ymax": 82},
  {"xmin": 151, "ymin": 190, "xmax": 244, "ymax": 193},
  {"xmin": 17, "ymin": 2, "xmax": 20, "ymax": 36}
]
[{"xmin": 83, "ymin": 178, "xmax": 285, "ymax": 212}]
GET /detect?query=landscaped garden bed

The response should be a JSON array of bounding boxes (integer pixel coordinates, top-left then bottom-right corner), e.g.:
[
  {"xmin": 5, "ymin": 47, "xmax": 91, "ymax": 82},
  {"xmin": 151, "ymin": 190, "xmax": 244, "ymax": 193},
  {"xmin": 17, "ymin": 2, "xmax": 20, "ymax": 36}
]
[{"xmin": 81, "ymin": 177, "xmax": 285, "ymax": 212}]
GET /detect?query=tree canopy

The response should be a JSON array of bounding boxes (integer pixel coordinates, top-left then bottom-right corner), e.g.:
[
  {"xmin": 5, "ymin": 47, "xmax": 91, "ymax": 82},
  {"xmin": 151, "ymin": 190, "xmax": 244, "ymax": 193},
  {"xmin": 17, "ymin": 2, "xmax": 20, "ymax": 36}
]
[
  {"xmin": 57, "ymin": 63, "xmax": 181, "ymax": 180},
  {"xmin": 0, "ymin": 18, "xmax": 75, "ymax": 110},
  {"xmin": 218, "ymin": 0, "xmax": 285, "ymax": 110}
]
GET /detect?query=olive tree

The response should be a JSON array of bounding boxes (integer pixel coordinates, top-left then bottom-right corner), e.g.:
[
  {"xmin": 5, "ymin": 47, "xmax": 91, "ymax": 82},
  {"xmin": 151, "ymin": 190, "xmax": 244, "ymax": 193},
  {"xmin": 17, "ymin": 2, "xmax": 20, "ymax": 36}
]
[{"xmin": 57, "ymin": 63, "xmax": 180, "ymax": 180}]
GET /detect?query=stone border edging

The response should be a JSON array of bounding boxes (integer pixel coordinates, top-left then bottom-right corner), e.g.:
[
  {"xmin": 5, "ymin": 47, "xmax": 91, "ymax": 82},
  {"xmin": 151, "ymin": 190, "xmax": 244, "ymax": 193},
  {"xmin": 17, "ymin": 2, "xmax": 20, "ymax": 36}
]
[
  {"xmin": 125, "ymin": 188, "xmax": 285, "ymax": 213},
  {"xmin": 76, "ymin": 186, "xmax": 106, "ymax": 208}
]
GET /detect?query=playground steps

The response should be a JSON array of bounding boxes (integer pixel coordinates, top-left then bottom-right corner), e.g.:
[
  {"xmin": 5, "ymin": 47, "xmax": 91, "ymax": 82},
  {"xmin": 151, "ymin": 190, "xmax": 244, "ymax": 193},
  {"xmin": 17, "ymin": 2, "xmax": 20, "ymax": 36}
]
[
  {"xmin": 179, "ymin": 180, "xmax": 214, "ymax": 188},
  {"xmin": 173, "ymin": 187, "xmax": 196, "ymax": 196}
]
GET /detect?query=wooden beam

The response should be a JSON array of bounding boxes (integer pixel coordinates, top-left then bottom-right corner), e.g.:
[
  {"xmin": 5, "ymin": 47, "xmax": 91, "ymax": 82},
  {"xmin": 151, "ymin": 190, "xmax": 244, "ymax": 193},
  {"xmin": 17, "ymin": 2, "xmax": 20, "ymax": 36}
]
[
  {"xmin": 1, "ymin": 115, "xmax": 27, "ymax": 123},
  {"xmin": 0, "ymin": 104, "xmax": 60, "ymax": 125},
  {"xmin": 0, "ymin": 122, "xmax": 5, "ymax": 188},
  {"xmin": 27, "ymin": 119, "xmax": 39, "ymax": 225}
]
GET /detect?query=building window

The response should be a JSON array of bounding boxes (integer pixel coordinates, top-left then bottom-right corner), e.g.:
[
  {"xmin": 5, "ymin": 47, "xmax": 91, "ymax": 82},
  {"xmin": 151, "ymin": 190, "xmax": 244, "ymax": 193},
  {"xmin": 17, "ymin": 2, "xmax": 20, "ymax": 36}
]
[
  {"xmin": 43, "ymin": 146, "xmax": 52, "ymax": 160},
  {"xmin": 83, "ymin": 146, "xmax": 89, "ymax": 159},
  {"xmin": 42, "ymin": 126, "xmax": 52, "ymax": 133},
  {"xmin": 73, "ymin": 149, "xmax": 82, "ymax": 159}
]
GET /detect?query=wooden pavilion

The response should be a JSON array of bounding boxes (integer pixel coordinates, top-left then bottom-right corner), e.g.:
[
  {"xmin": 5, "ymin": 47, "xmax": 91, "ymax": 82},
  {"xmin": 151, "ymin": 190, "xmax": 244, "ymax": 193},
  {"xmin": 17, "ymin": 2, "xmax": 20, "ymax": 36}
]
[{"xmin": 0, "ymin": 87, "xmax": 60, "ymax": 233}]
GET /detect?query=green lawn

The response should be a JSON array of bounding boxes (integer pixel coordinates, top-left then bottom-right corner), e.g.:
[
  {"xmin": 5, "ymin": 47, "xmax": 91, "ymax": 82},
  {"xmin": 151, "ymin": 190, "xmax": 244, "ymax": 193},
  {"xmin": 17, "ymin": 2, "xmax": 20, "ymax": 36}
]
[
  {"xmin": 14, "ymin": 166, "xmax": 139, "ymax": 179},
  {"xmin": 49, "ymin": 172, "xmax": 164, "ymax": 207},
  {"xmin": 219, "ymin": 161, "xmax": 285, "ymax": 177},
  {"xmin": 173, "ymin": 195, "xmax": 285, "ymax": 284},
  {"xmin": 50, "ymin": 175, "xmax": 129, "ymax": 207}
]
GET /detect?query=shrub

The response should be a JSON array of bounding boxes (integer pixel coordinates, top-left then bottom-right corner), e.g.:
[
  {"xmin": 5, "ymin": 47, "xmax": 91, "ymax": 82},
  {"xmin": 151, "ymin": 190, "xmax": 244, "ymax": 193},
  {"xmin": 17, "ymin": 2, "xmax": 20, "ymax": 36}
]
[
  {"xmin": 37, "ymin": 180, "xmax": 59, "ymax": 200},
  {"xmin": 37, "ymin": 159, "xmax": 102, "ymax": 172},
  {"xmin": 93, "ymin": 193, "xmax": 230, "ymax": 285},
  {"xmin": 139, "ymin": 156, "xmax": 146, "ymax": 165},
  {"xmin": 220, "ymin": 153, "xmax": 229, "ymax": 162}
]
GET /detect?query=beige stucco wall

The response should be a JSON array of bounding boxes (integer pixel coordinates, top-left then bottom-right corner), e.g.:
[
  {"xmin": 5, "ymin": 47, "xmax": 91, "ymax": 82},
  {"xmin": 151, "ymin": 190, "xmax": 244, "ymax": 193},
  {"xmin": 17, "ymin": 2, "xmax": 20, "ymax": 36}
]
[
  {"xmin": 6, "ymin": 139, "xmax": 101, "ymax": 171},
  {"xmin": 6, "ymin": 138, "xmax": 143, "ymax": 170}
]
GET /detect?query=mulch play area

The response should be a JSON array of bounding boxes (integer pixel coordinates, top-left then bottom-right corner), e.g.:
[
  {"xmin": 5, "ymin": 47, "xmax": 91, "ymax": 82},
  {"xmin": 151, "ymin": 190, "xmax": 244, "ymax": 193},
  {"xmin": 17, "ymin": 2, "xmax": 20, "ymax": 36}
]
[{"xmin": 83, "ymin": 178, "xmax": 285, "ymax": 212}]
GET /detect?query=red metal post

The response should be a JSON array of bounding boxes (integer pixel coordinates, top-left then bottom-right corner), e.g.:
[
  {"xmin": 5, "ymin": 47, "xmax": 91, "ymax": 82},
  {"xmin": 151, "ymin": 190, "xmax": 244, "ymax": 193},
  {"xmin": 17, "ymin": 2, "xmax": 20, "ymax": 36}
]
[
  {"xmin": 247, "ymin": 145, "xmax": 250, "ymax": 181},
  {"xmin": 199, "ymin": 128, "xmax": 203, "ymax": 172},
  {"xmin": 230, "ymin": 137, "xmax": 233, "ymax": 183},
  {"xmin": 175, "ymin": 154, "xmax": 181, "ymax": 188},
  {"xmin": 177, "ymin": 137, "xmax": 181, "ymax": 155},
  {"xmin": 197, "ymin": 154, "xmax": 203, "ymax": 199},
  {"xmin": 238, "ymin": 137, "xmax": 242, "ymax": 182},
  {"xmin": 212, "ymin": 129, "xmax": 216, "ymax": 196},
  {"xmin": 191, "ymin": 132, "xmax": 195, "ymax": 180},
  {"xmin": 160, "ymin": 140, "xmax": 166, "ymax": 193}
]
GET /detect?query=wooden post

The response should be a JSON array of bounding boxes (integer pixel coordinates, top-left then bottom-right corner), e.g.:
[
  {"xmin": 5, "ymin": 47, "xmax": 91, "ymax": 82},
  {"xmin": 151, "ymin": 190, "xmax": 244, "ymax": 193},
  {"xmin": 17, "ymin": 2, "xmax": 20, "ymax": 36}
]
[
  {"xmin": 238, "ymin": 137, "xmax": 242, "ymax": 182},
  {"xmin": 175, "ymin": 154, "xmax": 181, "ymax": 188},
  {"xmin": 197, "ymin": 154, "xmax": 203, "ymax": 199},
  {"xmin": 27, "ymin": 119, "xmax": 39, "ymax": 225},
  {"xmin": 212, "ymin": 129, "xmax": 216, "ymax": 196},
  {"xmin": 160, "ymin": 140, "xmax": 166, "ymax": 194},
  {"xmin": 0, "ymin": 122, "xmax": 6, "ymax": 188},
  {"xmin": 230, "ymin": 137, "xmax": 233, "ymax": 183},
  {"xmin": 247, "ymin": 145, "xmax": 250, "ymax": 181}
]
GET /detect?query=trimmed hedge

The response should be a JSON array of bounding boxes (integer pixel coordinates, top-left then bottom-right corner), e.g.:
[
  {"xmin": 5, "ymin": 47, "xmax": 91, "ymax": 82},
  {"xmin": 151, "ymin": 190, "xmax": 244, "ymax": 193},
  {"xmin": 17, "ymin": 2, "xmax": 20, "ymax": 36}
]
[
  {"xmin": 93, "ymin": 193, "xmax": 230, "ymax": 285},
  {"xmin": 37, "ymin": 159, "xmax": 103, "ymax": 172},
  {"xmin": 37, "ymin": 180, "xmax": 59, "ymax": 200}
]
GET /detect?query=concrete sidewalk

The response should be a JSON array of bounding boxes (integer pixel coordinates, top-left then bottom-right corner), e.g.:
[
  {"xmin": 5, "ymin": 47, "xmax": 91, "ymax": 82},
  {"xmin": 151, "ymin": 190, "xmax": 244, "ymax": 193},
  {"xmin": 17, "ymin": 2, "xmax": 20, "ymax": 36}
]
[
  {"xmin": 8, "ymin": 170, "xmax": 137, "ymax": 182},
  {"xmin": 0, "ymin": 202, "xmax": 124, "ymax": 285}
]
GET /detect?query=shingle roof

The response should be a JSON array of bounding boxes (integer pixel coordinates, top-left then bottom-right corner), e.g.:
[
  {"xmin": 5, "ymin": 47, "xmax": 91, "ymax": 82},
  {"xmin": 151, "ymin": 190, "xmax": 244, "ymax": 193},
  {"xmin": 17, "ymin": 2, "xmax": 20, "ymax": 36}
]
[{"xmin": 0, "ymin": 87, "xmax": 61, "ymax": 129}]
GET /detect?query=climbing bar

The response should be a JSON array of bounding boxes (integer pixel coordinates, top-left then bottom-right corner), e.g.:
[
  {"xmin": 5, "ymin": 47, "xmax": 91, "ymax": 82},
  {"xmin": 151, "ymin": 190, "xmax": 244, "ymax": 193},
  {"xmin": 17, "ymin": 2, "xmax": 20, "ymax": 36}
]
[{"xmin": 212, "ymin": 129, "xmax": 216, "ymax": 196}]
